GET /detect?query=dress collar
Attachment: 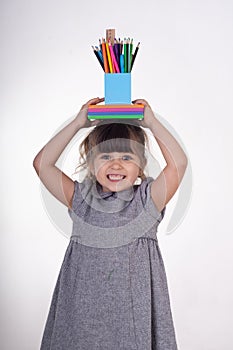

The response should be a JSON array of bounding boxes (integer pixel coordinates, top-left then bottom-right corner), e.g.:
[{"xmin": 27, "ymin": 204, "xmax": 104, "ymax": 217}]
[
  {"xmin": 80, "ymin": 177, "xmax": 135, "ymax": 202},
  {"xmin": 93, "ymin": 179, "xmax": 135, "ymax": 202},
  {"xmin": 79, "ymin": 177, "xmax": 136, "ymax": 213}
]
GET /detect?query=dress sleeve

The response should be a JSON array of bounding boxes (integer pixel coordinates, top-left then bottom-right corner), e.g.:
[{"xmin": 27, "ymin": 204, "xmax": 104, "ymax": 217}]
[
  {"xmin": 68, "ymin": 180, "xmax": 83, "ymax": 222},
  {"xmin": 70, "ymin": 180, "xmax": 81, "ymax": 212},
  {"xmin": 139, "ymin": 177, "xmax": 166, "ymax": 223},
  {"xmin": 68, "ymin": 178, "xmax": 92, "ymax": 218}
]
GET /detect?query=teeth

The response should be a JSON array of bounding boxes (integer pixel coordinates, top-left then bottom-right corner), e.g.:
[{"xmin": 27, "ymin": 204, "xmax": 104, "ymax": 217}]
[{"xmin": 108, "ymin": 175, "xmax": 125, "ymax": 180}]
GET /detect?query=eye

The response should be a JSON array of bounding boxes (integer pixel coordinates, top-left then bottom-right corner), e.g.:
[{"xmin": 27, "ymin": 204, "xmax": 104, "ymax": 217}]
[
  {"xmin": 100, "ymin": 154, "xmax": 111, "ymax": 160},
  {"xmin": 122, "ymin": 155, "xmax": 133, "ymax": 161}
]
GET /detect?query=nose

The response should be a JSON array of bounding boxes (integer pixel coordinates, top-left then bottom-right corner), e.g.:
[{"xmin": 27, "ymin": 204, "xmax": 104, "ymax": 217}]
[{"xmin": 110, "ymin": 157, "xmax": 123, "ymax": 169}]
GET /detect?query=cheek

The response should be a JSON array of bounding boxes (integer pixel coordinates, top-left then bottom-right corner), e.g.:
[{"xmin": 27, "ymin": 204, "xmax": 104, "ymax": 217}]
[
  {"xmin": 128, "ymin": 163, "xmax": 140, "ymax": 175},
  {"xmin": 94, "ymin": 161, "xmax": 107, "ymax": 175},
  {"xmin": 131, "ymin": 159, "xmax": 141, "ymax": 169},
  {"xmin": 131, "ymin": 157, "xmax": 141, "ymax": 167}
]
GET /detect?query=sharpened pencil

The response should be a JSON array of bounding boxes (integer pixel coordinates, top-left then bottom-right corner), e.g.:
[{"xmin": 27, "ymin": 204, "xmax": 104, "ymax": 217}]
[
  {"xmin": 105, "ymin": 39, "xmax": 113, "ymax": 73},
  {"xmin": 99, "ymin": 38, "xmax": 102, "ymax": 52},
  {"xmin": 130, "ymin": 42, "xmax": 140, "ymax": 71},
  {"xmin": 95, "ymin": 47, "xmax": 104, "ymax": 64},
  {"xmin": 120, "ymin": 39, "xmax": 123, "ymax": 55},
  {"xmin": 124, "ymin": 38, "xmax": 127, "ymax": 73},
  {"xmin": 128, "ymin": 38, "xmax": 133, "ymax": 73},
  {"xmin": 113, "ymin": 38, "xmax": 120, "ymax": 70},
  {"xmin": 108, "ymin": 40, "xmax": 120, "ymax": 73},
  {"xmin": 92, "ymin": 46, "xmax": 105, "ymax": 71},
  {"xmin": 101, "ymin": 39, "xmax": 109, "ymax": 73}
]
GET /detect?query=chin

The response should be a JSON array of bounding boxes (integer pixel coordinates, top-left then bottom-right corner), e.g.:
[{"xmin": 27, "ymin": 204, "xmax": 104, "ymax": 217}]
[{"xmin": 108, "ymin": 179, "xmax": 135, "ymax": 191}]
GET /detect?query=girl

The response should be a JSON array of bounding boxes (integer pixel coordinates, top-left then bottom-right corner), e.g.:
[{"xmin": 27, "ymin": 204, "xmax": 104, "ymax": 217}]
[{"xmin": 33, "ymin": 97, "xmax": 188, "ymax": 350}]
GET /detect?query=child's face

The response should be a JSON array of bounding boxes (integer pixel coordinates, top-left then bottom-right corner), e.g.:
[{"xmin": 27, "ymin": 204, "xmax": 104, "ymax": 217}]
[{"xmin": 91, "ymin": 152, "xmax": 142, "ymax": 192}]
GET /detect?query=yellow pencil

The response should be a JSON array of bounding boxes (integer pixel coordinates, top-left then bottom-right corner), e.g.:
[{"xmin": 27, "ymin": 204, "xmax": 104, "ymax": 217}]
[{"xmin": 105, "ymin": 39, "xmax": 113, "ymax": 73}]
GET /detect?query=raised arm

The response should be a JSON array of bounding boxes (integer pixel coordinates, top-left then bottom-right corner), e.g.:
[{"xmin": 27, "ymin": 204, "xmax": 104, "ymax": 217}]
[
  {"xmin": 33, "ymin": 97, "xmax": 104, "ymax": 208},
  {"xmin": 132, "ymin": 99, "xmax": 188, "ymax": 213}
]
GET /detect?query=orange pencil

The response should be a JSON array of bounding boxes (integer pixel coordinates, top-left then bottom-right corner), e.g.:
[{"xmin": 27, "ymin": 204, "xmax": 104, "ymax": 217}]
[{"xmin": 101, "ymin": 38, "xmax": 109, "ymax": 73}]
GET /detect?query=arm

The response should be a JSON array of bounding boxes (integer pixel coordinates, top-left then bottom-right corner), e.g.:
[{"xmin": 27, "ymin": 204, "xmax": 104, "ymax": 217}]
[
  {"xmin": 132, "ymin": 99, "xmax": 188, "ymax": 213},
  {"xmin": 33, "ymin": 97, "xmax": 104, "ymax": 209}
]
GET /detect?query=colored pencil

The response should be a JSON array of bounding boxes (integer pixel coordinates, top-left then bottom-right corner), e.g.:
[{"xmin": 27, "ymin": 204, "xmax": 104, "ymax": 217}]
[
  {"xmin": 95, "ymin": 46, "xmax": 103, "ymax": 62},
  {"xmin": 114, "ymin": 38, "xmax": 120, "ymax": 69},
  {"xmin": 128, "ymin": 38, "xmax": 133, "ymax": 73},
  {"xmin": 127, "ymin": 38, "xmax": 130, "ymax": 72},
  {"xmin": 120, "ymin": 54, "xmax": 124, "ymax": 73},
  {"xmin": 130, "ymin": 42, "xmax": 140, "ymax": 71},
  {"xmin": 108, "ymin": 40, "xmax": 120, "ymax": 73},
  {"xmin": 116, "ymin": 40, "xmax": 121, "ymax": 67},
  {"xmin": 92, "ymin": 46, "xmax": 105, "ymax": 71},
  {"xmin": 105, "ymin": 39, "xmax": 113, "ymax": 73},
  {"xmin": 101, "ymin": 39, "xmax": 109, "ymax": 73},
  {"xmin": 124, "ymin": 38, "xmax": 127, "ymax": 73},
  {"xmin": 112, "ymin": 40, "xmax": 118, "ymax": 73},
  {"xmin": 99, "ymin": 38, "xmax": 102, "ymax": 52},
  {"xmin": 120, "ymin": 39, "xmax": 123, "ymax": 54}
]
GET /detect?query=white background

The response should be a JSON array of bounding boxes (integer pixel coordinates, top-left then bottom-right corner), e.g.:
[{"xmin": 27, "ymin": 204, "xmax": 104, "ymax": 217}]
[{"xmin": 1, "ymin": 0, "xmax": 233, "ymax": 349}]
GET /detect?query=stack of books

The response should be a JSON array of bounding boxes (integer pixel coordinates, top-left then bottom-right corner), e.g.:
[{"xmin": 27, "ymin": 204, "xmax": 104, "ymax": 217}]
[{"xmin": 88, "ymin": 104, "xmax": 144, "ymax": 119}]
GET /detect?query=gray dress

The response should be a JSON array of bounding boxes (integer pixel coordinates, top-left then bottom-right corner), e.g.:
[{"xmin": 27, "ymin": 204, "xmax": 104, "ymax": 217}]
[{"xmin": 40, "ymin": 176, "xmax": 178, "ymax": 350}]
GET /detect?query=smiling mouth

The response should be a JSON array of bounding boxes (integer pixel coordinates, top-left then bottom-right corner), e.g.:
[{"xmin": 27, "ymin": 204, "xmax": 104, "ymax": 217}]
[{"xmin": 107, "ymin": 174, "xmax": 126, "ymax": 181}]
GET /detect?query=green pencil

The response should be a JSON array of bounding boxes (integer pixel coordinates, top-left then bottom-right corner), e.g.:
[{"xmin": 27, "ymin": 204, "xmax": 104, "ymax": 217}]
[
  {"xmin": 124, "ymin": 38, "xmax": 127, "ymax": 73},
  {"xmin": 128, "ymin": 38, "xmax": 133, "ymax": 73}
]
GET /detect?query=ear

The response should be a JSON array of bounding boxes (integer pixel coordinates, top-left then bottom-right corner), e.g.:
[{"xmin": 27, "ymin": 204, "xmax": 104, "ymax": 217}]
[{"xmin": 138, "ymin": 169, "xmax": 144, "ymax": 177}]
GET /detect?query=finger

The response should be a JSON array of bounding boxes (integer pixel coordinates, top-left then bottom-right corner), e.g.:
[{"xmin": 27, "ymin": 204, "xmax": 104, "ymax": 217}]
[
  {"xmin": 132, "ymin": 99, "xmax": 149, "ymax": 106},
  {"xmin": 81, "ymin": 97, "xmax": 101, "ymax": 109},
  {"xmin": 88, "ymin": 97, "xmax": 104, "ymax": 104},
  {"xmin": 90, "ymin": 97, "xmax": 105, "ymax": 105},
  {"xmin": 87, "ymin": 97, "xmax": 101, "ymax": 104},
  {"xmin": 83, "ymin": 97, "xmax": 105, "ymax": 109},
  {"xmin": 132, "ymin": 99, "xmax": 146, "ymax": 103}
]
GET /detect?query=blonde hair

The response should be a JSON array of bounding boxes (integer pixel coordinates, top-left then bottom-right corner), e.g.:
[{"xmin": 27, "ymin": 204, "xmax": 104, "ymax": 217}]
[{"xmin": 74, "ymin": 122, "xmax": 149, "ymax": 181}]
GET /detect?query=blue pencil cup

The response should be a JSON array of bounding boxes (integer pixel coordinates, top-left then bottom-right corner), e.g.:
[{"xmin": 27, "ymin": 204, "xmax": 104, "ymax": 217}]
[{"xmin": 104, "ymin": 73, "xmax": 131, "ymax": 104}]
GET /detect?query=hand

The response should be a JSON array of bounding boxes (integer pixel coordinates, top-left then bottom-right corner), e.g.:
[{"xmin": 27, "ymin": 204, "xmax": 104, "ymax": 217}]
[
  {"xmin": 75, "ymin": 97, "xmax": 105, "ymax": 128},
  {"xmin": 132, "ymin": 99, "xmax": 156, "ymax": 129}
]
